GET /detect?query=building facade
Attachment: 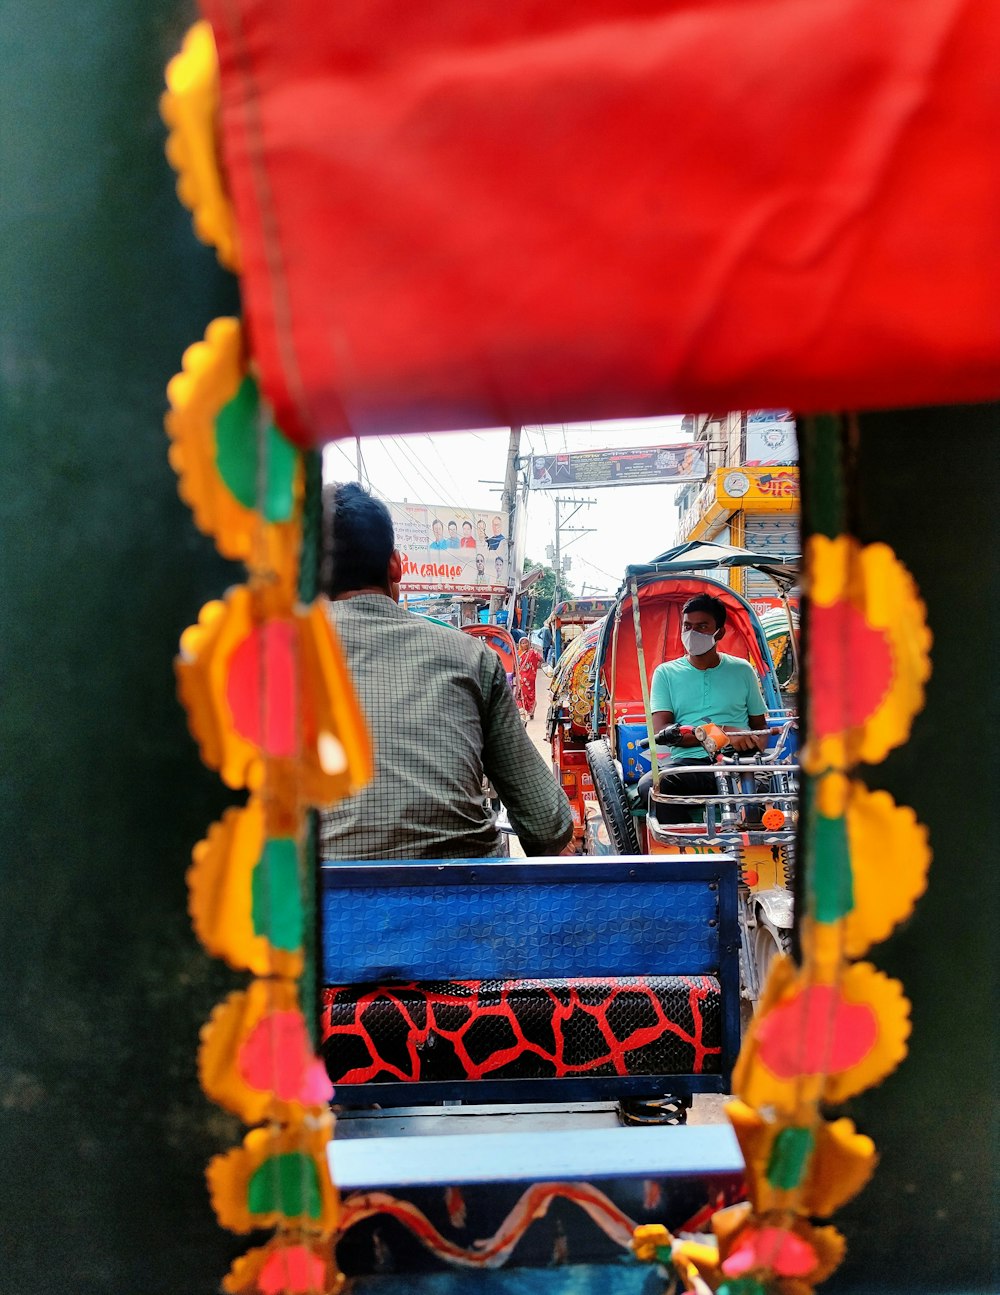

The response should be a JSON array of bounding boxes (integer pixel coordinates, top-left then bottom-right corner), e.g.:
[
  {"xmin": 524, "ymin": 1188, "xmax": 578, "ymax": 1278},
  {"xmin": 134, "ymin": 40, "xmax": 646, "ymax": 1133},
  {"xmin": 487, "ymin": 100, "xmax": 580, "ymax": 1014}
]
[{"xmin": 675, "ymin": 411, "xmax": 799, "ymax": 612}]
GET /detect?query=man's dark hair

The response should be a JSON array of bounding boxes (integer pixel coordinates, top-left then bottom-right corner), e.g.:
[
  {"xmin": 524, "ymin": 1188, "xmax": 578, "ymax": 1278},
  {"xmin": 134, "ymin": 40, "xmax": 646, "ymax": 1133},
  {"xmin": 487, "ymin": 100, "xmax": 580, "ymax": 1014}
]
[
  {"xmin": 682, "ymin": 593, "xmax": 727, "ymax": 632},
  {"xmin": 323, "ymin": 481, "xmax": 395, "ymax": 597}
]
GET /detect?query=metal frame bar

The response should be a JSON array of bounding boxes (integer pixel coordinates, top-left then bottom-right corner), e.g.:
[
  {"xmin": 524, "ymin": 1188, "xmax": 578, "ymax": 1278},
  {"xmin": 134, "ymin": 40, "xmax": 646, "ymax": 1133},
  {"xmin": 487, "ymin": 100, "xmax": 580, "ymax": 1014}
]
[
  {"xmin": 320, "ymin": 855, "xmax": 735, "ymax": 890},
  {"xmin": 330, "ymin": 1123, "xmax": 746, "ymax": 1190},
  {"xmin": 332, "ymin": 1072, "xmax": 729, "ymax": 1107}
]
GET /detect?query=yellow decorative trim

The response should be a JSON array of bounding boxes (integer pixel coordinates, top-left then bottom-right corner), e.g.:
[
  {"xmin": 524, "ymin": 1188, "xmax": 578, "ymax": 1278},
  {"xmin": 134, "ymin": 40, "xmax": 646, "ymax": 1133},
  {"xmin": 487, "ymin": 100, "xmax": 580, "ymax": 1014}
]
[
  {"xmin": 817, "ymin": 775, "xmax": 932, "ymax": 959},
  {"xmin": 803, "ymin": 536, "xmax": 932, "ymax": 772},
  {"xmin": 199, "ymin": 980, "xmax": 331, "ymax": 1124},
  {"xmin": 206, "ymin": 1117, "xmax": 339, "ymax": 1235},
  {"xmin": 734, "ymin": 960, "xmax": 911, "ymax": 1113},
  {"xmin": 161, "ymin": 21, "xmax": 240, "ymax": 270},
  {"xmin": 175, "ymin": 586, "xmax": 372, "ymax": 800},
  {"xmin": 188, "ymin": 798, "xmax": 304, "ymax": 979},
  {"xmin": 223, "ymin": 1234, "xmax": 344, "ymax": 1295},
  {"xmin": 165, "ymin": 317, "xmax": 302, "ymax": 595},
  {"xmin": 727, "ymin": 1100, "xmax": 876, "ymax": 1219}
]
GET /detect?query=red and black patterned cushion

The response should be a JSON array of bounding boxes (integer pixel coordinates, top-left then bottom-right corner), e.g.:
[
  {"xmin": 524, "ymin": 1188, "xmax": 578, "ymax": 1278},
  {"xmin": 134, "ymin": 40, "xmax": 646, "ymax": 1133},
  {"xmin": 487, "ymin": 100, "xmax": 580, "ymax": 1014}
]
[{"xmin": 321, "ymin": 976, "xmax": 721, "ymax": 1084}]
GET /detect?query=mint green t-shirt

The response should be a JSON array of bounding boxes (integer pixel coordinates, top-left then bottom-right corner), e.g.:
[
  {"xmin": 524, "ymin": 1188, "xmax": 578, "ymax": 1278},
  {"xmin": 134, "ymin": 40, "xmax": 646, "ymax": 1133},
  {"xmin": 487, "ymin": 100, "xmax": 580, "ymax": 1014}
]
[{"xmin": 649, "ymin": 653, "xmax": 766, "ymax": 760}]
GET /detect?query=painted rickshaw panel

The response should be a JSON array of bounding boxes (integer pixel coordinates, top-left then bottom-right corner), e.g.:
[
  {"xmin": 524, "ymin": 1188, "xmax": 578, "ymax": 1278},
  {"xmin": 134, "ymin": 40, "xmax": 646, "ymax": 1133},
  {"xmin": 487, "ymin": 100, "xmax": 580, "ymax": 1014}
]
[
  {"xmin": 551, "ymin": 598, "xmax": 614, "ymax": 659},
  {"xmin": 462, "ymin": 623, "xmax": 525, "ymax": 707},
  {"xmin": 547, "ymin": 618, "xmax": 607, "ymax": 842}
]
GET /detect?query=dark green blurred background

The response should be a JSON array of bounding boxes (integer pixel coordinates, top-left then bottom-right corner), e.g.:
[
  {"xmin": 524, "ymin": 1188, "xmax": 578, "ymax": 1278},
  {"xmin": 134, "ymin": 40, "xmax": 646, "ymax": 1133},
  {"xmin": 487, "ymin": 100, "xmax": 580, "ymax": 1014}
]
[
  {"xmin": 1, "ymin": 2, "xmax": 247, "ymax": 1290},
  {"xmin": 0, "ymin": 1, "xmax": 995, "ymax": 1291}
]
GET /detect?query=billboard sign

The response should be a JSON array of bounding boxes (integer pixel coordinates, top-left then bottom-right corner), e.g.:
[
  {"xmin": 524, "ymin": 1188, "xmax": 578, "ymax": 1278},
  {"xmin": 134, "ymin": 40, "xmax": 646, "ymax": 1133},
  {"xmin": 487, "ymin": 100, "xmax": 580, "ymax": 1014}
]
[
  {"xmin": 389, "ymin": 501, "xmax": 510, "ymax": 594},
  {"xmin": 528, "ymin": 444, "xmax": 708, "ymax": 490},
  {"xmin": 746, "ymin": 413, "xmax": 798, "ymax": 466}
]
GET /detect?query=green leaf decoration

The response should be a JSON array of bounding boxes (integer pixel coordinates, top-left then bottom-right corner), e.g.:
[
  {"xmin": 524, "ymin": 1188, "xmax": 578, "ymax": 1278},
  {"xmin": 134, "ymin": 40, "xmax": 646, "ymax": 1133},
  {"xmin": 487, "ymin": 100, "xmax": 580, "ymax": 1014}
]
[
  {"xmin": 811, "ymin": 786, "xmax": 854, "ymax": 922},
  {"xmin": 247, "ymin": 1152, "xmax": 322, "ymax": 1219},
  {"xmin": 766, "ymin": 1124, "xmax": 816, "ymax": 1191},
  {"xmin": 251, "ymin": 838, "xmax": 303, "ymax": 951},
  {"xmin": 215, "ymin": 375, "xmax": 298, "ymax": 521}
]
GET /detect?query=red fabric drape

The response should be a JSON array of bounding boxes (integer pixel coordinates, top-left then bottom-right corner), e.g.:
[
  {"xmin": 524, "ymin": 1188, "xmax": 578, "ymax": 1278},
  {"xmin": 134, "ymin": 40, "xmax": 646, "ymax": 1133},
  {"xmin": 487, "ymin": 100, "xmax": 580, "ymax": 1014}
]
[{"xmin": 203, "ymin": 0, "xmax": 1000, "ymax": 448}]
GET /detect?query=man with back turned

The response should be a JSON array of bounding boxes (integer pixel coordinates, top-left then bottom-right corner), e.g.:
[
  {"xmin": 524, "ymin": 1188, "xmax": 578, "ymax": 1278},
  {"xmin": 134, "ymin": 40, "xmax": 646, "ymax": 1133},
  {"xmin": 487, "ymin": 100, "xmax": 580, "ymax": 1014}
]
[{"xmin": 320, "ymin": 483, "xmax": 573, "ymax": 860}]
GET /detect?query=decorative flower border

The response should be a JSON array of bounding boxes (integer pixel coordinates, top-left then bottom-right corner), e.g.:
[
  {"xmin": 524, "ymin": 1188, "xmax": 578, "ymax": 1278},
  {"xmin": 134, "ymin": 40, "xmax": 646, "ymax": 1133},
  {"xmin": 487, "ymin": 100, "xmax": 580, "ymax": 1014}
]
[
  {"xmin": 162, "ymin": 26, "xmax": 371, "ymax": 1294},
  {"xmin": 162, "ymin": 27, "xmax": 934, "ymax": 1295},
  {"xmin": 634, "ymin": 438, "xmax": 933, "ymax": 1294}
]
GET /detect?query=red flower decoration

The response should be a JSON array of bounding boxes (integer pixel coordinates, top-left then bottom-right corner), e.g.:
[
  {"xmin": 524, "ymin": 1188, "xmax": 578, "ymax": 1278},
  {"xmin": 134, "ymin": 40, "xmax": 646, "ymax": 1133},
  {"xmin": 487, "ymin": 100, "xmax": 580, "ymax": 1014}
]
[
  {"xmin": 722, "ymin": 1224, "xmax": 818, "ymax": 1278},
  {"xmin": 810, "ymin": 601, "xmax": 893, "ymax": 738},
  {"xmin": 756, "ymin": 983, "xmax": 878, "ymax": 1080}
]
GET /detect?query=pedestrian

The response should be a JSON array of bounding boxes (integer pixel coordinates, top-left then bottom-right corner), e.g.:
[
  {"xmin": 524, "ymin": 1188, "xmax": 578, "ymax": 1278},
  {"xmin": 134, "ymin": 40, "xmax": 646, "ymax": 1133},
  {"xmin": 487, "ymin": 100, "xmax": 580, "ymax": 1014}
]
[
  {"xmin": 540, "ymin": 622, "xmax": 554, "ymax": 667},
  {"xmin": 517, "ymin": 636, "xmax": 544, "ymax": 720}
]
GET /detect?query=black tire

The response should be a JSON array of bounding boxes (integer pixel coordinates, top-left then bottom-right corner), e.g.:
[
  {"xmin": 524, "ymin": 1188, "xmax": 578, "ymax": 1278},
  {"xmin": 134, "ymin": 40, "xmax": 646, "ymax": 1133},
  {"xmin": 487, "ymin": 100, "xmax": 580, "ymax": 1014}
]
[
  {"xmin": 752, "ymin": 921, "xmax": 786, "ymax": 998},
  {"xmin": 586, "ymin": 739, "xmax": 641, "ymax": 855}
]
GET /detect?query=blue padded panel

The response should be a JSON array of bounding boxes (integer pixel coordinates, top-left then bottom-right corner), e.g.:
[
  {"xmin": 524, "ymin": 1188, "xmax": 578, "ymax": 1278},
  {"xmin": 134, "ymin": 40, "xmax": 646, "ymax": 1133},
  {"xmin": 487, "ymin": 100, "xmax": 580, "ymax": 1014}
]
[
  {"xmin": 321, "ymin": 878, "xmax": 720, "ymax": 984},
  {"xmin": 616, "ymin": 722, "xmax": 652, "ymax": 783}
]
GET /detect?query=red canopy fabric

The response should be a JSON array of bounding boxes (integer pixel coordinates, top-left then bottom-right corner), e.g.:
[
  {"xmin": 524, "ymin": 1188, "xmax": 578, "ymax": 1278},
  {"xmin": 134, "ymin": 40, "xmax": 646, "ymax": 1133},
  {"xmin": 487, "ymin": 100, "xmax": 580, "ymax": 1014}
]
[
  {"xmin": 604, "ymin": 579, "xmax": 768, "ymax": 709},
  {"xmin": 203, "ymin": 0, "xmax": 1000, "ymax": 448}
]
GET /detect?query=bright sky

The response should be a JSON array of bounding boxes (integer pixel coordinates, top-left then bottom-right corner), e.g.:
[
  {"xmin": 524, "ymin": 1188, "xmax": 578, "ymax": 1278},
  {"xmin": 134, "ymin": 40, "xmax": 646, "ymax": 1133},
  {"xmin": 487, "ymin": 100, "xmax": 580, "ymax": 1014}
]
[{"xmin": 322, "ymin": 417, "xmax": 693, "ymax": 596}]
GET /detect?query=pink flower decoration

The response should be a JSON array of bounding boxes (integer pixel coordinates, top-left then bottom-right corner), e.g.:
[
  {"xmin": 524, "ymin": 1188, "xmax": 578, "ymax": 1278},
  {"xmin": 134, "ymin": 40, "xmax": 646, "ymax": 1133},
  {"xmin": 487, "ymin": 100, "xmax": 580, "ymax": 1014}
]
[
  {"xmin": 756, "ymin": 983, "xmax": 878, "ymax": 1080},
  {"xmin": 810, "ymin": 601, "xmax": 893, "ymax": 737},
  {"xmin": 226, "ymin": 621, "xmax": 298, "ymax": 757},
  {"xmin": 723, "ymin": 1226, "xmax": 817, "ymax": 1278},
  {"xmin": 238, "ymin": 1010, "xmax": 332, "ymax": 1105},
  {"xmin": 258, "ymin": 1244, "xmax": 327, "ymax": 1294},
  {"xmin": 299, "ymin": 1057, "xmax": 335, "ymax": 1106}
]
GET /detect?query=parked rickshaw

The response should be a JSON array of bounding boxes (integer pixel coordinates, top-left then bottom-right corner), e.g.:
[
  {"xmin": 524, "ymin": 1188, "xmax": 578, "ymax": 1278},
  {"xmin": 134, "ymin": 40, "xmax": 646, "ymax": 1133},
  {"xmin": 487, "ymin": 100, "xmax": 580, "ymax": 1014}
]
[
  {"xmin": 549, "ymin": 596, "xmax": 614, "ymax": 661},
  {"xmin": 577, "ymin": 544, "xmax": 800, "ymax": 1017},
  {"xmin": 759, "ymin": 603, "xmax": 800, "ymax": 695},
  {"xmin": 462, "ymin": 622, "xmax": 526, "ymax": 714},
  {"xmin": 546, "ymin": 616, "xmax": 607, "ymax": 846},
  {"xmin": 461, "ymin": 624, "xmax": 528, "ymax": 822}
]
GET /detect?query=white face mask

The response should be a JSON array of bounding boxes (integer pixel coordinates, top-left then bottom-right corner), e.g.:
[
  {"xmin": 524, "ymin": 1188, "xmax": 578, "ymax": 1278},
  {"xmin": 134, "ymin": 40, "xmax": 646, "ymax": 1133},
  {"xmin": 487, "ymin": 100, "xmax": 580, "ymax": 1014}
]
[{"xmin": 682, "ymin": 628, "xmax": 718, "ymax": 657}]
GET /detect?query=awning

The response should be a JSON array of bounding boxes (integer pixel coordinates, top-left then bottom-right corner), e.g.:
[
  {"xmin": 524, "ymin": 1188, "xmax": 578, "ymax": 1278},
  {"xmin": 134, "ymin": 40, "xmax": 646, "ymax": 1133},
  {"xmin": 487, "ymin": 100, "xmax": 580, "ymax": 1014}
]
[
  {"xmin": 201, "ymin": 0, "xmax": 1000, "ymax": 447},
  {"xmin": 628, "ymin": 542, "xmax": 800, "ymax": 593}
]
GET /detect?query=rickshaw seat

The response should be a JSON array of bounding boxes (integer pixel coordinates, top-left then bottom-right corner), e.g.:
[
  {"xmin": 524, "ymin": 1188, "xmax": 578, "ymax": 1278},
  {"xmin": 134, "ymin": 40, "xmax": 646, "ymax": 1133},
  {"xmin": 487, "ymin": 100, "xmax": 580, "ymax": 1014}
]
[{"xmin": 319, "ymin": 857, "xmax": 741, "ymax": 1108}]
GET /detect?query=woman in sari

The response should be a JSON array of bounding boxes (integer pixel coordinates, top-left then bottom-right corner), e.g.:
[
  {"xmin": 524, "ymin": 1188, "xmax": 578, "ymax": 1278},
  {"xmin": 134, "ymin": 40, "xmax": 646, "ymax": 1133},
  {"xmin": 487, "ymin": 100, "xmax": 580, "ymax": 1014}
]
[{"xmin": 517, "ymin": 637, "xmax": 543, "ymax": 720}]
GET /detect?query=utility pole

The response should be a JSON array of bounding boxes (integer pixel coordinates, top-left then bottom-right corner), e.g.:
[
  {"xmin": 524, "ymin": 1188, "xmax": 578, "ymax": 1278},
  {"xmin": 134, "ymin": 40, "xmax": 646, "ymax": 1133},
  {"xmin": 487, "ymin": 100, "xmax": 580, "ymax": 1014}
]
[
  {"xmin": 553, "ymin": 496, "xmax": 561, "ymax": 609},
  {"xmin": 489, "ymin": 425, "xmax": 522, "ymax": 623},
  {"xmin": 552, "ymin": 494, "xmax": 597, "ymax": 608}
]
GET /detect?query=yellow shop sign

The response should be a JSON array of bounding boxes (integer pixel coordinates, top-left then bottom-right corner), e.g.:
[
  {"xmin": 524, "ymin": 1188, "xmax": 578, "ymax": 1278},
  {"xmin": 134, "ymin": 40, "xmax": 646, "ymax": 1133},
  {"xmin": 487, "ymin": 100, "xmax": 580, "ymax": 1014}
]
[{"xmin": 716, "ymin": 466, "xmax": 799, "ymax": 511}]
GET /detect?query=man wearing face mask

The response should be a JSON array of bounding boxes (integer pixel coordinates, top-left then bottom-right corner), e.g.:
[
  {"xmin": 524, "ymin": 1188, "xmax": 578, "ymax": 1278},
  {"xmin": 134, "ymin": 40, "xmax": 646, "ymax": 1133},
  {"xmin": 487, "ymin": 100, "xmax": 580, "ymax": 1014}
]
[{"xmin": 638, "ymin": 593, "xmax": 768, "ymax": 822}]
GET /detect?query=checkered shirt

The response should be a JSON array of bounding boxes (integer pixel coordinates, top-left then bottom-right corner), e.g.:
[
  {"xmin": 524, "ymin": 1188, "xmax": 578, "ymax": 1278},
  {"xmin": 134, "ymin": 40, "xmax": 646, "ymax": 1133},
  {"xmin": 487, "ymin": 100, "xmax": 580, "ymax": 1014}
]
[{"xmin": 319, "ymin": 595, "xmax": 574, "ymax": 860}]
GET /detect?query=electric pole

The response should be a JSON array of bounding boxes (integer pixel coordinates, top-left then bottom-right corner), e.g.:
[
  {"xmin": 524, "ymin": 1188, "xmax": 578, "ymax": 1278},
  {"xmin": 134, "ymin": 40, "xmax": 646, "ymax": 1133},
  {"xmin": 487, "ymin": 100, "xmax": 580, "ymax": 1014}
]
[
  {"xmin": 488, "ymin": 425, "xmax": 522, "ymax": 623},
  {"xmin": 551, "ymin": 495, "xmax": 597, "ymax": 608},
  {"xmin": 553, "ymin": 497, "xmax": 561, "ymax": 608}
]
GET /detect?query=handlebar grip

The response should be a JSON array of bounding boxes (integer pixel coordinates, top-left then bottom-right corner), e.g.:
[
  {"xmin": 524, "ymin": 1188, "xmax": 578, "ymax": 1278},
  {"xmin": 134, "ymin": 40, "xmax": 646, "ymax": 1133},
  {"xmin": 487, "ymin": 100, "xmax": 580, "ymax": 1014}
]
[{"xmin": 637, "ymin": 724, "xmax": 689, "ymax": 751}]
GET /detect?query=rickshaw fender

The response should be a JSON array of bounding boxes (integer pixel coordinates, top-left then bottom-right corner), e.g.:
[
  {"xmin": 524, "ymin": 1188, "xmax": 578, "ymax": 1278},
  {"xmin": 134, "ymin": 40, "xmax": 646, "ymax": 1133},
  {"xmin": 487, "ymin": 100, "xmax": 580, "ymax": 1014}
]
[{"xmin": 754, "ymin": 888, "xmax": 794, "ymax": 933}]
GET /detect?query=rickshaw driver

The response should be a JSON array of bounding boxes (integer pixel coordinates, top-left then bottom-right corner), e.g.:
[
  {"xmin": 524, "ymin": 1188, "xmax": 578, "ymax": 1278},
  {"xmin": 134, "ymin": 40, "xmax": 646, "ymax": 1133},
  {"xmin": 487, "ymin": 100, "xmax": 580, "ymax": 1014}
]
[
  {"xmin": 320, "ymin": 483, "xmax": 574, "ymax": 860},
  {"xmin": 638, "ymin": 593, "xmax": 768, "ymax": 823}
]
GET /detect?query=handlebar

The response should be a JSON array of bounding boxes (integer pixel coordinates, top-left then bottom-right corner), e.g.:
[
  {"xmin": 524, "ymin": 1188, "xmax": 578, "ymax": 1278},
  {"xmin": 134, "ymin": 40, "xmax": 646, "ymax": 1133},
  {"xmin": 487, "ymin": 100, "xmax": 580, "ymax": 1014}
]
[
  {"xmin": 637, "ymin": 720, "xmax": 795, "ymax": 759},
  {"xmin": 636, "ymin": 724, "xmax": 690, "ymax": 751}
]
